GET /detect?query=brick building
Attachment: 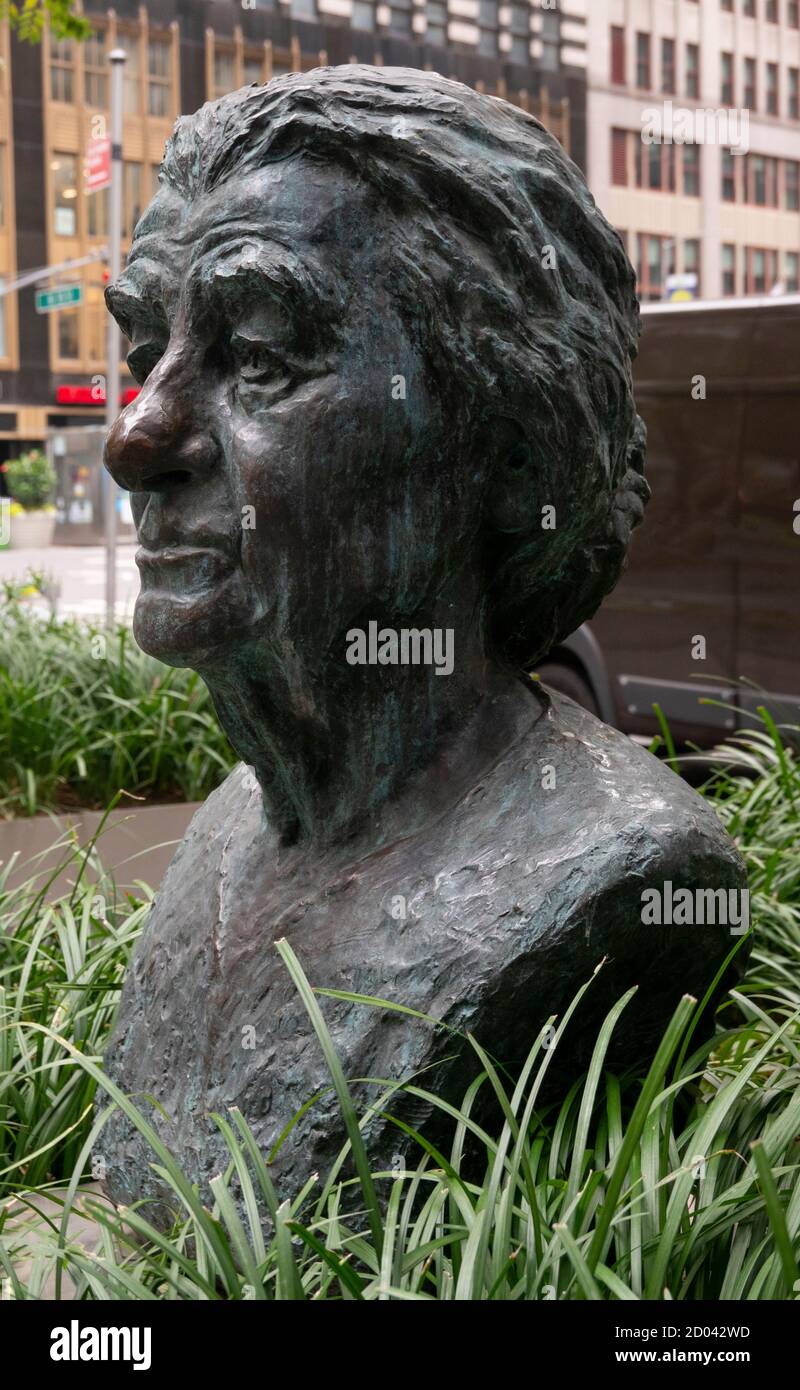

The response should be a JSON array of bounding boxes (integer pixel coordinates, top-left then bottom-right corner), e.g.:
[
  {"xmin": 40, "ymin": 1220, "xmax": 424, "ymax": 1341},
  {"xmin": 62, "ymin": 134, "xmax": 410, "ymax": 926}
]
[{"xmin": 0, "ymin": 0, "xmax": 586, "ymax": 460}]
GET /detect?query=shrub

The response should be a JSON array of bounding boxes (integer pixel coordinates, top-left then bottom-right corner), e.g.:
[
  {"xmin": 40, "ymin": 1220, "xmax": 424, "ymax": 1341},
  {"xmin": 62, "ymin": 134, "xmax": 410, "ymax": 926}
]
[
  {"xmin": 0, "ymin": 586, "xmax": 236, "ymax": 816},
  {"xmin": 2, "ymin": 450, "xmax": 56, "ymax": 512},
  {"xmin": 0, "ymin": 710, "xmax": 799, "ymax": 1300}
]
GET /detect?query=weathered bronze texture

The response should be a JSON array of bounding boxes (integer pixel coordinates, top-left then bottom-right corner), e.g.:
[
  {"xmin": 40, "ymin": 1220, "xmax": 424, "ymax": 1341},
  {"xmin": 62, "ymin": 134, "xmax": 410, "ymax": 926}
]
[{"xmin": 100, "ymin": 66, "xmax": 747, "ymax": 1224}]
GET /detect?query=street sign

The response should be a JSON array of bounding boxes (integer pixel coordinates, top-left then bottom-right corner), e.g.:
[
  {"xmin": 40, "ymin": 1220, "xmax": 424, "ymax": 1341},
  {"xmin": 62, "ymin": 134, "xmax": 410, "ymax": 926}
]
[
  {"xmin": 85, "ymin": 135, "xmax": 112, "ymax": 193},
  {"xmin": 35, "ymin": 284, "xmax": 83, "ymax": 313}
]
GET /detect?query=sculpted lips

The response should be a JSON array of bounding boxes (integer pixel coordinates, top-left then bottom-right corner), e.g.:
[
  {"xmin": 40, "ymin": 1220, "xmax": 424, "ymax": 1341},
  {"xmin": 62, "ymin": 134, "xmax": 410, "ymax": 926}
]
[{"xmin": 136, "ymin": 544, "xmax": 236, "ymax": 594}]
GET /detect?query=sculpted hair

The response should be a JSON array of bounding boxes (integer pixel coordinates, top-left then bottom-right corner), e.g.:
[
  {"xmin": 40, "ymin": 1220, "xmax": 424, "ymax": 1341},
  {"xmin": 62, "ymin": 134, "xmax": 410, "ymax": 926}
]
[{"xmin": 158, "ymin": 64, "xmax": 648, "ymax": 669}]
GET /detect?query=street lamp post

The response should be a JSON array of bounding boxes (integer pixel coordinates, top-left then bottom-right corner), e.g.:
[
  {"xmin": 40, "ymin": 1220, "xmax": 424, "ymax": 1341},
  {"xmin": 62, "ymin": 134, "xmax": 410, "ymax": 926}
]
[{"xmin": 105, "ymin": 48, "xmax": 126, "ymax": 626}]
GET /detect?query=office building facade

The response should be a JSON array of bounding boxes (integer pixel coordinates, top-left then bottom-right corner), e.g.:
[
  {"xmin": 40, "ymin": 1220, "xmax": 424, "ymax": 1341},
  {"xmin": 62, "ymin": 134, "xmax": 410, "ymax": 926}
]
[
  {"xmin": 564, "ymin": 0, "xmax": 800, "ymax": 300},
  {"xmin": 0, "ymin": 0, "xmax": 586, "ymax": 460}
]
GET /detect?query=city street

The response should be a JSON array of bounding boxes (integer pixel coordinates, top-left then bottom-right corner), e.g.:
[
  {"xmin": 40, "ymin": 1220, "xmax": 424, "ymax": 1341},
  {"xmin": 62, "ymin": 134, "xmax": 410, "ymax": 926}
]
[{"xmin": 0, "ymin": 541, "xmax": 139, "ymax": 621}]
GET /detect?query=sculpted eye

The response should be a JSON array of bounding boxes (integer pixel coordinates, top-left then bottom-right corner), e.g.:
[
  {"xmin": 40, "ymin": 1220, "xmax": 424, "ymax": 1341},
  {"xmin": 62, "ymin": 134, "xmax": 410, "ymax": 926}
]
[
  {"xmin": 126, "ymin": 342, "xmax": 164, "ymax": 386},
  {"xmin": 230, "ymin": 332, "xmax": 282, "ymax": 382}
]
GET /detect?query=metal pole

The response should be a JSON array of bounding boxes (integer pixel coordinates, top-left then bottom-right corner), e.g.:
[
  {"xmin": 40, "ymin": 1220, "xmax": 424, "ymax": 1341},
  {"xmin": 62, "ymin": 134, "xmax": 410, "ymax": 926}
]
[{"xmin": 105, "ymin": 48, "xmax": 126, "ymax": 626}]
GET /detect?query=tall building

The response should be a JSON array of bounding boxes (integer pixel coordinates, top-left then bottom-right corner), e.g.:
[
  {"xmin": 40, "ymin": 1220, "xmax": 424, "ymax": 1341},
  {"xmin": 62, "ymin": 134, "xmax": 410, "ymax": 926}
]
[
  {"xmin": 564, "ymin": 0, "xmax": 800, "ymax": 301},
  {"xmin": 0, "ymin": 0, "xmax": 586, "ymax": 463}
]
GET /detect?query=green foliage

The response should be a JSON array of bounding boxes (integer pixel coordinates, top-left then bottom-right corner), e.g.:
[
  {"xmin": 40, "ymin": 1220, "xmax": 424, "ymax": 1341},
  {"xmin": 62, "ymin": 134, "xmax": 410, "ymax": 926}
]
[
  {"xmin": 0, "ymin": 587, "xmax": 236, "ymax": 816},
  {"xmin": 0, "ymin": 0, "xmax": 91, "ymax": 44},
  {"xmin": 2, "ymin": 451, "xmax": 56, "ymax": 513},
  {"xmin": 0, "ymin": 709, "xmax": 799, "ymax": 1299}
]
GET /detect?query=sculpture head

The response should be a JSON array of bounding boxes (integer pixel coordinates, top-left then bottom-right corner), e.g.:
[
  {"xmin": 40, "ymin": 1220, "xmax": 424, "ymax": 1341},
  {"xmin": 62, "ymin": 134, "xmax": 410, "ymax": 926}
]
[{"xmin": 105, "ymin": 64, "xmax": 646, "ymax": 682}]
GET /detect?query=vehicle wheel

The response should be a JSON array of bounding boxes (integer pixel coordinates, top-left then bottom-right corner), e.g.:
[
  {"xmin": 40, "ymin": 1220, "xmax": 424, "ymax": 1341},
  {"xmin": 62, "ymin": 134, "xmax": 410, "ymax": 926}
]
[{"xmin": 532, "ymin": 662, "xmax": 600, "ymax": 717}]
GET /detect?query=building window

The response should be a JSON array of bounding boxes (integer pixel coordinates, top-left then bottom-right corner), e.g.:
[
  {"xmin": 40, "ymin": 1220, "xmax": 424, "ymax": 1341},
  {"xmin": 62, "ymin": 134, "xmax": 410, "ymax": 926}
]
[
  {"xmin": 722, "ymin": 149, "xmax": 737, "ymax": 201},
  {"xmin": 746, "ymin": 154, "xmax": 778, "ymax": 206},
  {"xmin": 721, "ymin": 0, "xmax": 733, "ymax": 10},
  {"xmin": 352, "ymin": 0, "xmax": 374, "ymax": 30},
  {"xmin": 636, "ymin": 32, "xmax": 651, "ymax": 89},
  {"xmin": 123, "ymin": 161, "xmax": 143, "ymax": 238},
  {"xmin": 722, "ymin": 244, "xmax": 736, "ymax": 297},
  {"xmin": 214, "ymin": 48, "xmax": 236, "ymax": 98},
  {"xmin": 752, "ymin": 155, "xmax": 767, "ymax": 205},
  {"xmin": 743, "ymin": 0, "xmax": 756, "ymax": 14},
  {"xmin": 538, "ymin": 7, "xmax": 559, "ymax": 71},
  {"xmin": 789, "ymin": 68, "xmax": 799, "ymax": 119},
  {"xmin": 636, "ymin": 233, "xmax": 673, "ymax": 302},
  {"xmin": 389, "ymin": 6, "xmax": 413, "ymax": 36},
  {"xmin": 751, "ymin": 248, "xmax": 766, "ymax": 294},
  {"xmin": 661, "ymin": 37, "xmax": 675, "ymax": 94},
  {"xmin": 686, "ymin": 44, "xmax": 699, "ymax": 99},
  {"xmin": 123, "ymin": 35, "xmax": 141, "ymax": 115},
  {"xmin": 683, "ymin": 238, "xmax": 700, "ymax": 293},
  {"xmin": 683, "ymin": 145, "xmax": 700, "ymax": 196},
  {"xmin": 611, "ymin": 129, "xmax": 628, "ymax": 186},
  {"xmin": 790, "ymin": 1, "xmax": 800, "ymax": 27},
  {"xmin": 744, "ymin": 57, "xmax": 756, "ymax": 110},
  {"xmin": 745, "ymin": 247, "xmax": 778, "ymax": 295},
  {"xmin": 786, "ymin": 159, "xmax": 800, "ymax": 209},
  {"xmin": 87, "ymin": 186, "xmax": 108, "ymax": 237},
  {"xmin": 50, "ymin": 38, "xmax": 75, "ymax": 103},
  {"xmin": 52, "ymin": 153, "xmax": 78, "ymax": 236},
  {"xmin": 83, "ymin": 31, "xmax": 108, "ymax": 109},
  {"xmin": 766, "ymin": 0, "xmax": 778, "ymax": 19},
  {"xmin": 785, "ymin": 251, "xmax": 799, "ymax": 293},
  {"xmin": 243, "ymin": 51, "xmax": 264, "ymax": 85},
  {"xmin": 148, "ymin": 36, "xmax": 172, "ymax": 117},
  {"xmin": 58, "ymin": 310, "xmax": 80, "ymax": 360},
  {"xmin": 721, "ymin": 52, "xmax": 734, "ymax": 106},
  {"xmin": 86, "ymin": 282, "xmax": 106, "ymax": 363},
  {"xmin": 634, "ymin": 139, "xmax": 675, "ymax": 192},
  {"xmin": 766, "ymin": 63, "xmax": 779, "ymax": 116},
  {"xmin": 610, "ymin": 25, "xmax": 625, "ymax": 85}
]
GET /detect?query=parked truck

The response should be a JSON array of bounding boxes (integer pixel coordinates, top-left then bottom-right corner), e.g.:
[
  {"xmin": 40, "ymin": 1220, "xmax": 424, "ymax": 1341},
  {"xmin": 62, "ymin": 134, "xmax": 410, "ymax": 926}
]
[{"xmin": 536, "ymin": 293, "xmax": 800, "ymax": 745}]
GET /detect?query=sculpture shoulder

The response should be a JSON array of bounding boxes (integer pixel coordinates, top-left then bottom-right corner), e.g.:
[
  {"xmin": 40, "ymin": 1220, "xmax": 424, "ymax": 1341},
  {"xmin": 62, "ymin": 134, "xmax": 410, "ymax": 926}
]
[
  {"xmin": 504, "ymin": 690, "xmax": 745, "ymax": 887},
  {"xmin": 159, "ymin": 693, "xmax": 743, "ymax": 869},
  {"xmin": 154, "ymin": 761, "xmax": 270, "ymax": 904}
]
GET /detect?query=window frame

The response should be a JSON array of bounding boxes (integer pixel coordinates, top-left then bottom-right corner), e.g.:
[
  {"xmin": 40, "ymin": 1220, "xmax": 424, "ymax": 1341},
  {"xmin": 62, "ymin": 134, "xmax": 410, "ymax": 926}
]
[
  {"xmin": 147, "ymin": 32, "xmax": 173, "ymax": 119},
  {"xmin": 636, "ymin": 31, "xmax": 651, "ymax": 90},
  {"xmin": 49, "ymin": 36, "xmax": 75, "ymax": 104}
]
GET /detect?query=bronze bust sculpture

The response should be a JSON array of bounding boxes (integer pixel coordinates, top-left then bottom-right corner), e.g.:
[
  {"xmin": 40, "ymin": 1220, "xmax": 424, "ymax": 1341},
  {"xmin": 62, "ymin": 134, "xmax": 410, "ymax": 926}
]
[{"xmin": 99, "ymin": 66, "xmax": 746, "ymax": 1223}]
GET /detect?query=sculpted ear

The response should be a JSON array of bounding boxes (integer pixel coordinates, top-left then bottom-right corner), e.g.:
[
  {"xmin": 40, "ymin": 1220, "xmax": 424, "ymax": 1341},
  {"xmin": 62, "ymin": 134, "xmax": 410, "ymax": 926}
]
[{"xmin": 482, "ymin": 416, "xmax": 539, "ymax": 534}]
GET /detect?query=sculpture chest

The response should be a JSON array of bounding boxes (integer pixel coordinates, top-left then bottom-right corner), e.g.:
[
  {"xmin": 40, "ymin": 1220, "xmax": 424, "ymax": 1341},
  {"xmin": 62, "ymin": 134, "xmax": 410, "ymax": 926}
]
[{"xmin": 99, "ymin": 695, "xmax": 747, "ymax": 1223}]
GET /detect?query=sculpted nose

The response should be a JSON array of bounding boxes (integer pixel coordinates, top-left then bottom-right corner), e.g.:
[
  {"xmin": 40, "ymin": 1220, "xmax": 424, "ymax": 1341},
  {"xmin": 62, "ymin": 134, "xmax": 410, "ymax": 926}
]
[{"xmin": 104, "ymin": 354, "xmax": 216, "ymax": 493}]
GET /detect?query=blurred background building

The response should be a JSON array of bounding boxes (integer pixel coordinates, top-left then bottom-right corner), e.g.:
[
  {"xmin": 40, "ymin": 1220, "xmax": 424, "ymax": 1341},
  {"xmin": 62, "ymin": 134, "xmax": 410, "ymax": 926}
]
[
  {"xmin": 566, "ymin": 0, "xmax": 800, "ymax": 300},
  {"xmin": 0, "ymin": 0, "xmax": 586, "ymax": 462},
  {"xmin": 0, "ymin": 0, "xmax": 797, "ymax": 465}
]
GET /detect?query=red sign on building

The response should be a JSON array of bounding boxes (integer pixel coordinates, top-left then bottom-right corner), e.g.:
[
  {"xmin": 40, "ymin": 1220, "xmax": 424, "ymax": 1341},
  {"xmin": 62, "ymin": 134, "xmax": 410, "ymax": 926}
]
[
  {"xmin": 56, "ymin": 384, "xmax": 140, "ymax": 406},
  {"xmin": 84, "ymin": 136, "xmax": 112, "ymax": 194}
]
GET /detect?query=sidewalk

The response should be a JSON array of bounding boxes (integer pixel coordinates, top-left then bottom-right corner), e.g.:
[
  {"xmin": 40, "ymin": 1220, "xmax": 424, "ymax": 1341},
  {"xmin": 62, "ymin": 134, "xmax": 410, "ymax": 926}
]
[{"xmin": 0, "ymin": 542, "xmax": 139, "ymax": 621}]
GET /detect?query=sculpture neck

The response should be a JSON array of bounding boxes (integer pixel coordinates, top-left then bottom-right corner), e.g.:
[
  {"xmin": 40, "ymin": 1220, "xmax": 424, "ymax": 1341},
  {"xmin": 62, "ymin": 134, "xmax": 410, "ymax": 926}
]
[{"xmin": 201, "ymin": 615, "xmax": 545, "ymax": 851}]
